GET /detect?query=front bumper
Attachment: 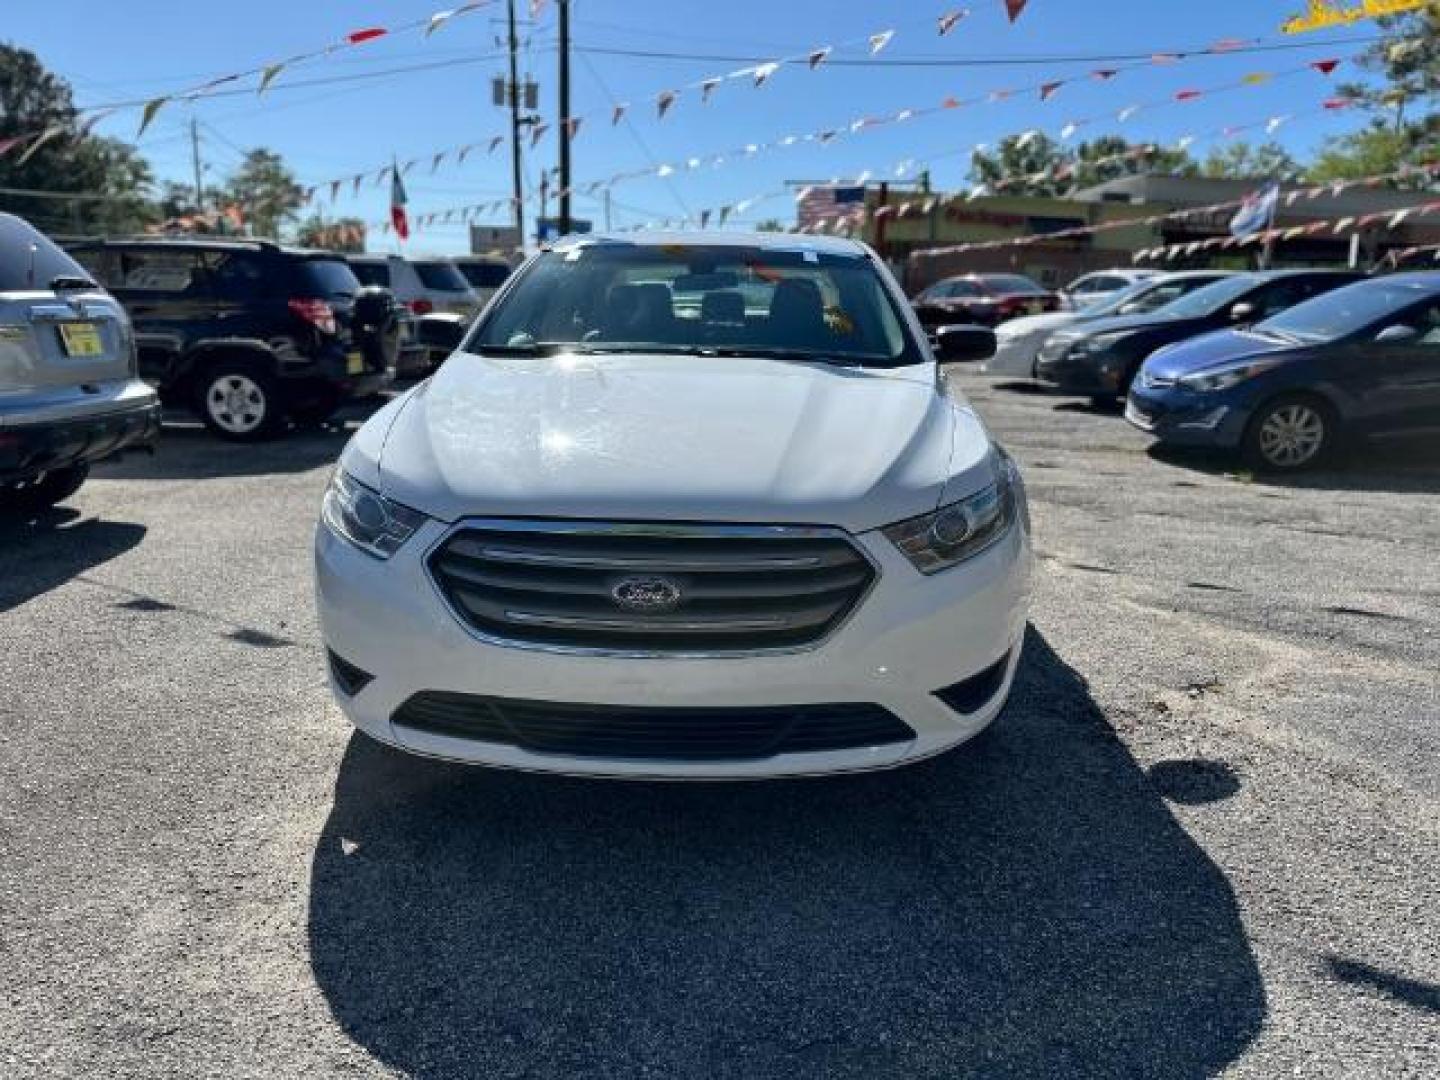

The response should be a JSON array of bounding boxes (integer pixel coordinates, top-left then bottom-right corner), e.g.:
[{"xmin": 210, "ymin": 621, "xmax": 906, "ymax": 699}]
[
  {"xmin": 1035, "ymin": 351, "xmax": 1125, "ymax": 395},
  {"xmin": 985, "ymin": 331, "xmax": 1048, "ymax": 378},
  {"xmin": 315, "ymin": 517, "xmax": 1032, "ymax": 779},
  {"xmin": 0, "ymin": 392, "xmax": 161, "ymax": 484},
  {"xmin": 1125, "ymin": 385, "xmax": 1250, "ymax": 448}
]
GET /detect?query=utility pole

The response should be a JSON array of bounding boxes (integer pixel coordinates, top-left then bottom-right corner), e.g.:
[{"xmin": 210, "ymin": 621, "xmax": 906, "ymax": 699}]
[
  {"xmin": 506, "ymin": 0, "xmax": 525, "ymax": 248},
  {"xmin": 557, "ymin": 0, "xmax": 572, "ymax": 235},
  {"xmin": 189, "ymin": 118, "xmax": 205, "ymax": 216}
]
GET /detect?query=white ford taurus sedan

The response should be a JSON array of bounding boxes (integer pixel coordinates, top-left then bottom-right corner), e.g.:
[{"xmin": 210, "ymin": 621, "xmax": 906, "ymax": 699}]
[{"xmin": 315, "ymin": 233, "xmax": 1032, "ymax": 779}]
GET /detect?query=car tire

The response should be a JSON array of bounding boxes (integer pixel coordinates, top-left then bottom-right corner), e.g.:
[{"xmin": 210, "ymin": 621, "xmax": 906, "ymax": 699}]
[
  {"xmin": 196, "ymin": 359, "xmax": 284, "ymax": 442},
  {"xmin": 1, "ymin": 463, "xmax": 90, "ymax": 512},
  {"xmin": 1242, "ymin": 393, "xmax": 1336, "ymax": 472}
]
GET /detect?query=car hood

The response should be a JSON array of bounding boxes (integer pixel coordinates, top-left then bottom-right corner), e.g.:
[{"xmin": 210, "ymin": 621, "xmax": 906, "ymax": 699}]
[
  {"xmin": 1000, "ymin": 312, "xmax": 1079, "ymax": 337},
  {"xmin": 1062, "ymin": 310, "xmax": 1206, "ymax": 340},
  {"xmin": 1145, "ymin": 329, "xmax": 1300, "ymax": 379},
  {"xmin": 357, "ymin": 350, "xmax": 995, "ymax": 532}
]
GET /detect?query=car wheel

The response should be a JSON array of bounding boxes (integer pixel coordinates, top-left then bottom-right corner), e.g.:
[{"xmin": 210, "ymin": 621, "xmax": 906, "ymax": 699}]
[
  {"xmin": 1243, "ymin": 394, "xmax": 1335, "ymax": 472},
  {"xmin": 197, "ymin": 360, "xmax": 283, "ymax": 442},
  {"xmin": 1, "ymin": 463, "xmax": 90, "ymax": 512}
]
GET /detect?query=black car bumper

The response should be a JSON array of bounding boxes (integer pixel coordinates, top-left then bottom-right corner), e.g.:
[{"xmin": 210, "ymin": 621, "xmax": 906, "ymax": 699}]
[
  {"xmin": 1035, "ymin": 354, "xmax": 1128, "ymax": 396},
  {"xmin": 1, "ymin": 399, "xmax": 162, "ymax": 484}
]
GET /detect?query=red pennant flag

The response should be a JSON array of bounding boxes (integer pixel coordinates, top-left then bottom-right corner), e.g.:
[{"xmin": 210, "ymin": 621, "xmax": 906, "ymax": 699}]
[
  {"xmin": 1323, "ymin": 97, "xmax": 1351, "ymax": 110},
  {"xmin": 1311, "ymin": 59, "xmax": 1341, "ymax": 76},
  {"xmin": 1004, "ymin": 0, "xmax": 1029, "ymax": 22},
  {"xmin": 1175, "ymin": 89, "xmax": 1203, "ymax": 102},
  {"xmin": 1092, "ymin": 69, "xmax": 1119, "ymax": 81},
  {"xmin": 1209, "ymin": 38, "xmax": 1248, "ymax": 52},
  {"xmin": 942, "ymin": 96, "xmax": 962, "ymax": 109},
  {"xmin": 1040, "ymin": 81, "xmax": 1063, "ymax": 102},
  {"xmin": 564, "ymin": 117, "xmax": 582, "ymax": 140},
  {"xmin": 347, "ymin": 28, "xmax": 388, "ymax": 45}
]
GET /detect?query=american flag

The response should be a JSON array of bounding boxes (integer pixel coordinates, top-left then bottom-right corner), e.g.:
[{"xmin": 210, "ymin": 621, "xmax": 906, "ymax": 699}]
[{"xmin": 796, "ymin": 185, "xmax": 867, "ymax": 231}]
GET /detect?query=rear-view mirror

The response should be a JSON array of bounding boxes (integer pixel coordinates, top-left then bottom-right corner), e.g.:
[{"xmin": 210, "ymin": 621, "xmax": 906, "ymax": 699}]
[
  {"xmin": 934, "ymin": 324, "xmax": 997, "ymax": 364},
  {"xmin": 1374, "ymin": 325, "xmax": 1419, "ymax": 344}
]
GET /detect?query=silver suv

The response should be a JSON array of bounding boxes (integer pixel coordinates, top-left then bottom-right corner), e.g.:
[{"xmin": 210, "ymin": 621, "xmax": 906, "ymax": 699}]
[{"xmin": 1, "ymin": 214, "xmax": 159, "ymax": 512}]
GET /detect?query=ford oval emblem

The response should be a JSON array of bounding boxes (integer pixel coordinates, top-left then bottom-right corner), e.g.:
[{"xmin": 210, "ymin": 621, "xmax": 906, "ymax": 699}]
[{"xmin": 610, "ymin": 575, "xmax": 683, "ymax": 614}]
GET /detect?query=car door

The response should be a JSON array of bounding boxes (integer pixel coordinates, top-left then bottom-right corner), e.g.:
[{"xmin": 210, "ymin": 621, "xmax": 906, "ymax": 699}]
[
  {"xmin": 1362, "ymin": 299, "xmax": 1440, "ymax": 435},
  {"xmin": 107, "ymin": 247, "xmax": 216, "ymax": 387}
]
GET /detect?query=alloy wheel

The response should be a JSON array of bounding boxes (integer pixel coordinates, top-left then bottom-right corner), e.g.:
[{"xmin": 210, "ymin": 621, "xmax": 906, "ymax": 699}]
[
  {"xmin": 1257, "ymin": 403, "xmax": 1325, "ymax": 468},
  {"xmin": 206, "ymin": 374, "xmax": 268, "ymax": 435}
]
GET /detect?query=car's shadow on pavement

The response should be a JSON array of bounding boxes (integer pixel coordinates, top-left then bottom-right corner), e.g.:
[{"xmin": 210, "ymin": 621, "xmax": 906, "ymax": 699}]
[
  {"xmin": 94, "ymin": 402, "xmax": 387, "ymax": 482},
  {"xmin": 1147, "ymin": 436, "xmax": 1440, "ymax": 495},
  {"xmin": 307, "ymin": 629, "xmax": 1265, "ymax": 1079},
  {"xmin": 0, "ymin": 509, "xmax": 146, "ymax": 614}
]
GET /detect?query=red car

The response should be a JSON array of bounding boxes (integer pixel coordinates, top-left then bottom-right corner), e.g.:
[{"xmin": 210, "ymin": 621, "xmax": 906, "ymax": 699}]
[{"xmin": 911, "ymin": 274, "xmax": 1061, "ymax": 334}]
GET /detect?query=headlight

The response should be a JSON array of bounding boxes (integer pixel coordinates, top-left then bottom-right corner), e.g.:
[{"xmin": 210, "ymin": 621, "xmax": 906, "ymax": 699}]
[
  {"xmin": 1177, "ymin": 358, "xmax": 1284, "ymax": 393},
  {"xmin": 1076, "ymin": 331, "xmax": 1130, "ymax": 356},
  {"xmin": 883, "ymin": 452, "xmax": 1021, "ymax": 575},
  {"xmin": 321, "ymin": 469, "xmax": 429, "ymax": 559}
]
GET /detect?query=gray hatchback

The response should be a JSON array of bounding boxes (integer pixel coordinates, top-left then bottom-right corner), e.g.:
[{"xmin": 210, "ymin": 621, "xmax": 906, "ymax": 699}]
[{"xmin": 1, "ymin": 213, "xmax": 159, "ymax": 511}]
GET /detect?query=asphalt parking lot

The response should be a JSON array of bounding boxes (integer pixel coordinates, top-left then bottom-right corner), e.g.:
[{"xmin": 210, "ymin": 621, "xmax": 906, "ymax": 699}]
[{"xmin": 2, "ymin": 372, "xmax": 1437, "ymax": 1078}]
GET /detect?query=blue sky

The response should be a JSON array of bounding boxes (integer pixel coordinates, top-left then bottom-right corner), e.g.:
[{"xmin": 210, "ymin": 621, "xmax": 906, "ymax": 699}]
[{"xmin": 8, "ymin": 1, "xmax": 1386, "ymax": 252}]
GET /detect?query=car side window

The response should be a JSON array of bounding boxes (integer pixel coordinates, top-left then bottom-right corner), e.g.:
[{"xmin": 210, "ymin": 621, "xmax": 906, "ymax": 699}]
[
  {"xmin": 68, "ymin": 246, "xmax": 116, "ymax": 286},
  {"xmin": 1252, "ymin": 280, "xmax": 1316, "ymax": 319},
  {"xmin": 1408, "ymin": 303, "xmax": 1440, "ymax": 347},
  {"xmin": 113, "ymin": 248, "xmax": 209, "ymax": 297},
  {"xmin": 204, "ymin": 252, "xmax": 266, "ymax": 302}
]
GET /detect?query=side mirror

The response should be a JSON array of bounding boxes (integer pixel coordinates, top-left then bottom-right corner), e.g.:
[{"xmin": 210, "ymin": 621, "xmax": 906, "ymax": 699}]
[
  {"xmin": 1229, "ymin": 302, "xmax": 1257, "ymax": 324},
  {"xmin": 1375, "ymin": 324, "xmax": 1419, "ymax": 345},
  {"xmin": 934, "ymin": 324, "xmax": 997, "ymax": 364},
  {"xmin": 1118, "ymin": 302, "xmax": 1144, "ymax": 316}
]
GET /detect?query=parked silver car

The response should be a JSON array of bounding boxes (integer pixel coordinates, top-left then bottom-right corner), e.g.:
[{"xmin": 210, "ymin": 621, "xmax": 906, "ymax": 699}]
[{"xmin": 1, "ymin": 214, "xmax": 159, "ymax": 512}]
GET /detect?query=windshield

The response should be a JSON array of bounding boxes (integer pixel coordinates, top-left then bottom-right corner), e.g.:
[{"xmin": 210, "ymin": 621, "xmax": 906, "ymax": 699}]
[
  {"xmin": 413, "ymin": 260, "xmax": 472, "ymax": 292},
  {"xmin": 1092, "ymin": 275, "xmax": 1224, "ymax": 318},
  {"xmin": 1149, "ymin": 274, "xmax": 1258, "ymax": 319},
  {"xmin": 1257, "ymin": 278, "xmax": 1438, "ymax": 344},
  {"xmin": 469, "ymin": 242, "xmax": 920, "ymax": 367},
  {"xmin": 983, "ymin": 274, "xmax": 1045, "ymax": 294}
]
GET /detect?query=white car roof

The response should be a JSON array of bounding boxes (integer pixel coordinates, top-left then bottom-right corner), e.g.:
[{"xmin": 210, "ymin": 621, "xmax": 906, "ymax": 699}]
[{"xmin": 550, "ymin": 231, "xmax": 872, "ymax": 257}]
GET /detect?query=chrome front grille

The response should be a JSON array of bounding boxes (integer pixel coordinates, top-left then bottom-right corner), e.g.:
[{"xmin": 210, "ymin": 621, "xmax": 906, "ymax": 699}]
[{"xmin": 428, "ymin": 521, "xmax": 877, "ymax": 655}]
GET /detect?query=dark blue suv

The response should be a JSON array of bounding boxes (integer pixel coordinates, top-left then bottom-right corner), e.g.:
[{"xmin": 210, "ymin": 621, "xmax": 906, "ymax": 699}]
[{"xmin": 1126, "ymin": 273, "xmax": 1440, "ymax": 471}]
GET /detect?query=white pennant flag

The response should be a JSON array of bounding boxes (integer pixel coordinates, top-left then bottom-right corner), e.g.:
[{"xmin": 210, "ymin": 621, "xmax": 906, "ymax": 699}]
[
  {"xmin": 869, "ymin": 30, "xmax": 895, "ymax": 55},
  {"xmin": 752, "ymin": 62, "xmax": 780, "ymax": 88},
  {"xmin": 1266, "ymin": 115, "xmax": 1292, "ymax": 135},
  {"xmin": 1118, "ymin": 105, "xmax": 1140, "ymax": 122}
]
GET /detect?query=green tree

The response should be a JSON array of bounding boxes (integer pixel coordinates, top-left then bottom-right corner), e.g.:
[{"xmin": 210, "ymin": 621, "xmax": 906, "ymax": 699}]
[
  {"xmin": 0, "ymin": 42, "xmax": 157, "ymax": 234},
  {"xmin": 1317, "ymin": 5, "xmax": 1439, "ymax": 183},
  {"xmin": 971, "ymin": 133, "xmax": 1193, "ymax": 195},
  {"xmin": 1201, "ymin": 141, "xmax": 1303, "ymax": 181},
  {"xmin": 296, "ymin": 214, "xmax": 366, "ymax": 252},
  {"xmin": 224, "ymin": 148, "xmax": 304, "ymax": 239}
]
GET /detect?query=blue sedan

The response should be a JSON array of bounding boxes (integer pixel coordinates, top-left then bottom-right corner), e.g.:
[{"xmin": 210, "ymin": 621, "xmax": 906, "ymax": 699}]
[{"xmin": 1126, "ymin": 273, "xmax": 1440, "ymax": 471}]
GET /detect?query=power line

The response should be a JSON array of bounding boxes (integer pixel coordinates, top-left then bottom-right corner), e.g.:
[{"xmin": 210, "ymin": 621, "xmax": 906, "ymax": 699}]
[{"xmin": 574, "ymin": 35, "xmax": 1384, "ymax": 69}]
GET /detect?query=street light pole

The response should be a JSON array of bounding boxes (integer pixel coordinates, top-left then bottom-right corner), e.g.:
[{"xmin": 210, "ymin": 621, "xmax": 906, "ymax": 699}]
[
  {"xmin": 557, "ymin": 0, "xmax": 572, "ymax": 235},
  {"xmin": 506, "ymin": 0, "xmax": 525, "ymax": 248}
]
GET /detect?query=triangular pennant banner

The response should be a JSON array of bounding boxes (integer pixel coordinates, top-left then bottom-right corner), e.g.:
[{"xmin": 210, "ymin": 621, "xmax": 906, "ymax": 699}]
[
  {"xmin": 939, "ymin": 10, "xmax": 969, "ymax": 36},
  {"xmin": 259, "ymin": 63, "xmax": 287, "ymax": 94},
  {"xmin": 808, "ymin": 47, "xmax": 832, "ymax": 69},
  {"xmin": 17, "ymin": 125, "xmax": 63, "ymax": 165},
  {"xmin": 427, "ymin": 9, "xmax": 457, "ymax": 36},
  {"xmin": 1040, "ymin": 81, "xmax": 1063, "ymax": 102},
  {"xmin": 752, "ymin": 63, "xmax": 780, "ymax": 88},
  {"xmin": 656, "ymin": 90, "xmax": 677, "ymax": 119},
  {"xmin": 612, "ymin": 103, "xmax": 628, "ymax": 125},
  {"xmin": 1004, "ymin": 0, "xmax": 1029, "ymax": 23},
  {"xmin": 700, "ymin": 78, "xmax": 722, "ymax": 103},
  {"xmin": 869, "ymin": 30, "xmax": 895, "ymax": 55},
  {"xmin": 488, "ymin": 135, "xmax": 505, "ymax": 153},
  {"xmin": 1311, "ymin": 59, "xmax": 1341, "ymax": 76},
  {"xmin": 137, "ymin": 97, "xmax": 169, "ymax": 137},
  {"xmin": 347, "ymin": 28, "xmax": 388, "ymax": 45}
]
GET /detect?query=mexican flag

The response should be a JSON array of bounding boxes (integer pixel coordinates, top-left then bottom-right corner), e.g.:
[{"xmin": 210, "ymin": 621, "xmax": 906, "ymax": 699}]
[{"xmin": 390, "ymin": 164, "xmax": 410, "ymax": 240}]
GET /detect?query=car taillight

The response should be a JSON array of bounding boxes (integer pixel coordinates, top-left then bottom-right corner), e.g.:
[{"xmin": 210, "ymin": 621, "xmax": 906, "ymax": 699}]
[
  {"xmin": 289, "ymin": 298, "xmax": 337, "ymax": 335},
  {"xmin": 408, "ymin": 299, "xmax": 434, "ymax": 316}
]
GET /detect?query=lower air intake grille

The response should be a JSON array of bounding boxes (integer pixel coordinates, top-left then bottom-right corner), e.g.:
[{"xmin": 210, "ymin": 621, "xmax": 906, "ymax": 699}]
[
  {"xmin": 392, "ymin": 692, "xmax": 915, "ymax": 762},
  {"xmin": 428, "ymin": 521, "xmax": 877, "ymax": 654}
]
